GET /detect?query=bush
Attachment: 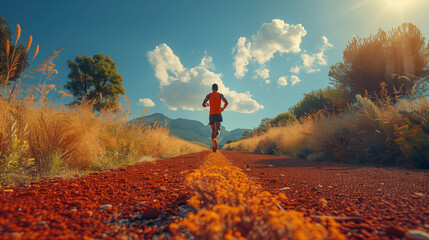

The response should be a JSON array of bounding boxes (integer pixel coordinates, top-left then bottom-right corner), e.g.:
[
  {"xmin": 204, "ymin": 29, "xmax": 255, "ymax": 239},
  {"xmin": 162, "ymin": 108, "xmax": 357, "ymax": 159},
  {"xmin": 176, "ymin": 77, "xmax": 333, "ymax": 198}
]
[
  {"xmin": 290, "ymin": 86, "xmax": 348, "ymax": 119},
  {"xmin": 394, "ymin": 119, "xmax": 429, "ymax": 168},
  {"xmin": 307, "ymin": 152, "xmax": 329, "ymax": 162},
  {"xmin": 294, "ymin": 145, "xmax": 313, "ymax": 158},
  {"xmin": 329, "ymin": 23, "xmax": 429, "ymax": 100},
  {"xmin": 224, "ymin": 96, "xmax": 429, "ymax": 168},
  {"xmin": 270, "ymin": 112, "xmax": 296, "ymax": 126}
]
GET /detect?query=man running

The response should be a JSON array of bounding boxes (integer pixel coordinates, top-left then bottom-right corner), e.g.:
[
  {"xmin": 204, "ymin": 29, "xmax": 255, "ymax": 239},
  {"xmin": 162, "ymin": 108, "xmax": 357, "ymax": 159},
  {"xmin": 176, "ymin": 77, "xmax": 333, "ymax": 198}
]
[{"xmin": 202, "ymin": 83, "xmax": 228, "ymax": 152}]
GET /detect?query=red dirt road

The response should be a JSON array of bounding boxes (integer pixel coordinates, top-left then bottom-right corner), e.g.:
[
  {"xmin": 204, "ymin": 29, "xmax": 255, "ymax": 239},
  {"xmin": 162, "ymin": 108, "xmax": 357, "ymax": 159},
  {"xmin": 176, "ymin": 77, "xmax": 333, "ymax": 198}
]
[
  {"xmin": 0, "ymin": 152, "xmax": 205, "ymax": 239},
  {"xmin": 0, "ymin": 150, "xmax": 428, "ymax": 239},
  {"xmin": 223, "ymin": 151, "xmax": 429, "ymax": 239}
]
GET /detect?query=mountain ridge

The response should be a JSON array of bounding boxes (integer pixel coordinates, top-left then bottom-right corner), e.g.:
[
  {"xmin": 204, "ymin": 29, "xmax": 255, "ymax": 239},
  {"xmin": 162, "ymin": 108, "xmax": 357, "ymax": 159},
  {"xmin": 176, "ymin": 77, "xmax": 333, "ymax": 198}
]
[{"xmin": 129, "ymin": 113, "xmax": 250, "ymax": 147}]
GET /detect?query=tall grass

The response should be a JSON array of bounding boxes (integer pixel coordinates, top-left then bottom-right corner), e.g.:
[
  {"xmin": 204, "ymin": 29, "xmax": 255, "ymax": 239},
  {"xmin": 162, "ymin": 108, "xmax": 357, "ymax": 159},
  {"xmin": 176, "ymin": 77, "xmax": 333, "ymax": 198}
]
[
  {"xmin": 0, "ymin": 25, "xmax": 206, "ymax": 185},
  {"xmin": 224, "ymin": 96, "xmax": 429, "ymax": 168}
]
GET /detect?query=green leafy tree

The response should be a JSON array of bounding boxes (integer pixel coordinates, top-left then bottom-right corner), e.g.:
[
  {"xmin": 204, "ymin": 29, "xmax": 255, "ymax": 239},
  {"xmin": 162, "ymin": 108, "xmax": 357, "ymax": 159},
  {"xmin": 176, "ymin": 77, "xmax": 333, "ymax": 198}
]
[
  {"xmin": 241, "ymin": 130, "xmax": 250, "ymax": 139},
  {"xmin": 249, "ymin": 118, "xmax": 272, "ymax": 137},
  {"xmin": 290, "ymin": 91, "xmax": 327, "ymax": 119},
  {"xmin": 65, "ymin": 53, "xmax": 125, "ymax": 111},
  {"xmin": 0, "ymin": 17, "xmax": 27, "ymax": 85},
  {"xmin": 270, "ymin": 112, "xmax": 296, "ymax": 126},
  {"xmin": 329, "ymin": 23, "xmax": 429, "ymax": 100},
  {"xmin": 290, "ymin": 86, "xmax": 348, "ymax": 119}
]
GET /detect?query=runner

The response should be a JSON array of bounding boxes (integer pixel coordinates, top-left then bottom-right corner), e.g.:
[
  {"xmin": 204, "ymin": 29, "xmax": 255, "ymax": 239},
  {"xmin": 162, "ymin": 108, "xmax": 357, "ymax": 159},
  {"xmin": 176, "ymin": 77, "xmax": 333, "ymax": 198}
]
[{"xmin": 202, "ymin": 83, "xmax": 228, "ymax": 152}]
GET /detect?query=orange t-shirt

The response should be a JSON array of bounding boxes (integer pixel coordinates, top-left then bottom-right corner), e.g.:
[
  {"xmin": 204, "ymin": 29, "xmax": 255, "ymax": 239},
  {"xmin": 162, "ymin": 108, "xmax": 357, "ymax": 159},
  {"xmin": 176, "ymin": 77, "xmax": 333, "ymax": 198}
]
[{"xmin": 209, "ymin": 92, "xmax": 222, "ymax": 115}]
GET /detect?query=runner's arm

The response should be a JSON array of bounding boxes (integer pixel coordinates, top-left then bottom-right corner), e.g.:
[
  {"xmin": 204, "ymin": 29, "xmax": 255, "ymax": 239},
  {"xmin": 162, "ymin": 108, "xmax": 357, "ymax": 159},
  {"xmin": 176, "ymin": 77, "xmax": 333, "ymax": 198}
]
[
  {"xmin": 202, "ymin": 94, "xmax": 210, "ymax": 107},
  {"xmin": 220, "ymin": 94, "xmax": 228, "ymax": 111}
]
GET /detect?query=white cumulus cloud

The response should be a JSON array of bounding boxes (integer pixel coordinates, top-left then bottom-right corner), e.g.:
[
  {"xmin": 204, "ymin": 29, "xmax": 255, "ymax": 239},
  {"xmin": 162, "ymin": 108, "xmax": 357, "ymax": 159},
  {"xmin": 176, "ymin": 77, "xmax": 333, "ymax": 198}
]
[
  {"xmin": 138, "ymin": 98, "xmax": 155, "ymax": 107},
  {"xmin": 277, "ymin": 76, "xmax": 288, "ymax": 87},
  {"xmin": 199, "ymin": 52, "xmax": 215, "ymax": 70},
  {"xmin": 297, "ymin": 36, "xmax": 334, "ymax": 74},
  {"xmin": 148, "ymin": 44, "xmax": 264, "ymax": 113},
  {"xmin": 254, "ymin": 68, "xmax": 270, "ymax": 79},
  {"xmin": 233, "ymin": 37, "xmax": 252, "ymax": 78},
  {"xmin": 290, "ymin": 75, "xmax": 301, "ymax": 86},
  {"xmin": 265, "ymin": 80, "xmax": 270, "ymax": 84},
  {"xmin": 289, "ymin": 66, "xmax": 300, "ymax": 74},
  {"xmin": 233, "ymin": 19, "xmax": 307, "ymax": 79},
  {"xmin": 276, "ymin": 75, "xmax": 301, "ymax": 87},
  {"xmin": 147, "ymin": 44, "xmax": 188, "ymax": 86}
]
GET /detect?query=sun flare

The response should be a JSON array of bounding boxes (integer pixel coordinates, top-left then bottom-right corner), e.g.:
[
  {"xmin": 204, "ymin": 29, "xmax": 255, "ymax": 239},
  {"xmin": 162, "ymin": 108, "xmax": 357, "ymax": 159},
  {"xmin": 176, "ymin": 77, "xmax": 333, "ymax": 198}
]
[{"xmin": 383, "ymin": 0, "xmax": 419, "ymax": 10}]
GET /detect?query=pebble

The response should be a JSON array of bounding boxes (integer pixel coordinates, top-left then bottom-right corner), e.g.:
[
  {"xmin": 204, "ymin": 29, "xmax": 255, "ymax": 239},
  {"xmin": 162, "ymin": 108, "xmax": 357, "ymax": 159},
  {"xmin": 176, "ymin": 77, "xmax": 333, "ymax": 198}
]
[
  {"xmin": 37, "ymin": 221, "xmax": 46, "ymax": 226},
  {"xmin": 405, "ymin": 230, "xmax": 429, "ymax": 240},
  {"xmin": 100, "ymin": 204, "xmax": 113, "ymax": 210},
  {"xmin": 8, "ymin": 232, "xmax": 22, "ymax": 237}
]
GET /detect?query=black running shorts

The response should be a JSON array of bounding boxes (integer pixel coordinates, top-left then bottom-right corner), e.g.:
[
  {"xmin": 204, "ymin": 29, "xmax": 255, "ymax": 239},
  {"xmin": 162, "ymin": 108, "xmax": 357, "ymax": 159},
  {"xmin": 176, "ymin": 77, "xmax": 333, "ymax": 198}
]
[{"xmin": 209, "ymin": 114, "xmax": 223, "ymax": 125}]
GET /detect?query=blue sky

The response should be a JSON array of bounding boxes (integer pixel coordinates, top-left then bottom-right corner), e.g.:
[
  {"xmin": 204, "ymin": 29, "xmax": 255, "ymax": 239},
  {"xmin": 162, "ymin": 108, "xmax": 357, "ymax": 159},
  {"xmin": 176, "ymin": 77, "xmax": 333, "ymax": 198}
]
[{"xmin": 3, "ymin": 0, "xmax": 429, "ymax": 130}]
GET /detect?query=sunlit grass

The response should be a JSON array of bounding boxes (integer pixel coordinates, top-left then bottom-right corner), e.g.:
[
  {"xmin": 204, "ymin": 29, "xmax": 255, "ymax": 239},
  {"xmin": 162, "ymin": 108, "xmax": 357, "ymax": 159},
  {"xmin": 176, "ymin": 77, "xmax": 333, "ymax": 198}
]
[
  {"xmin": 224, "ymin": 95, "xmax": 429, "ymax": 168},
  {"xmin": 0, "ymin": 25, "xmax": 206, "ymax": 185}
]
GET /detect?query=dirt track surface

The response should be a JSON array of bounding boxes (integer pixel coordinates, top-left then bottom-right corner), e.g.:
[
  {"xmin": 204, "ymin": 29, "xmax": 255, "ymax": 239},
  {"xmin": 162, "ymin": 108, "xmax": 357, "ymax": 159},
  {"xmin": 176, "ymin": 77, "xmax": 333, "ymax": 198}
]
[
  {"xmin": 0, "ymin": 152, "xmax": 204, "ymax": 239},
  {"xmin": 223, "ymin": 151, "xmax": 429, "ymax": 239},
  {"xmin": 0, "ymin": 150, "xmax": 428, "ymax": 239}
]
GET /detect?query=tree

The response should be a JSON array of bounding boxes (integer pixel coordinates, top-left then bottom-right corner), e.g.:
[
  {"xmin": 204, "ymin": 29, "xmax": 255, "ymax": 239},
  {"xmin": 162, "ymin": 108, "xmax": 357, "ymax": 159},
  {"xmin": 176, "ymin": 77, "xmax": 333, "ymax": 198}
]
[
  {"xmin": 249, "ymin": 118, "xmax": 272, "ymax": 137},
  {"xmin": 241, "ymin": 130, "xmax": 250, "ymax": 139},
  {"xmin": 65, "ymin": 53, "xmax": 125, "ymax": 111},
  {"xmin": 0, "ymin": 17, "xmax": 27, "ymax": 85},
  {"xmin": 329, "ymin": 23, "xmax": 429, "ymax": 100},
  {"xmin": 270, "ymin": 112, "xmax": 296, "ymax": 126},
  {"xmin": 290, "ymin": 86, "xmax": 348, "ymax": 119}
]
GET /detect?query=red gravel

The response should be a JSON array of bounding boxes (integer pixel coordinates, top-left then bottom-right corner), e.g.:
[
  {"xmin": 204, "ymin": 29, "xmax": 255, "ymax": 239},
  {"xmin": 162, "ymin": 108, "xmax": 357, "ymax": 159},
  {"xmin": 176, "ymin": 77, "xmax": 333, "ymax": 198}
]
[
  {"xmin": 0, "ymin": 151, "xmax": 207, "ymax": 239},
  {"xmin": 1, "ymin": 150, "xmax": 428, "ymax": 239},
  {"xmin": 223, "ymin": 151, "xmax": 429, "ymax": 240}
]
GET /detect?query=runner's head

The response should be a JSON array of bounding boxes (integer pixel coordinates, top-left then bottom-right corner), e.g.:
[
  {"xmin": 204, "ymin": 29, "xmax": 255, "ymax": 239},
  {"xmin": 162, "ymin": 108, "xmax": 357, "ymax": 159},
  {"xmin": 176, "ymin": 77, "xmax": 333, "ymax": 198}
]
[{"xmin": 212, "ymin": 83, "xmax": 218, "ymax": 92}]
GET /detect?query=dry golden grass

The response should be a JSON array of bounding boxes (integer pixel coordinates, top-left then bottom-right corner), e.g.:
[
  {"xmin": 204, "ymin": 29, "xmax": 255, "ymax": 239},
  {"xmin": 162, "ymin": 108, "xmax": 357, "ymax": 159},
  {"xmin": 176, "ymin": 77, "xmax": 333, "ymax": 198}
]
[
  {"xmin": 223, "ymin": 120, "xmax": 312, "ymax": 155},
  {"xmin": 0, "ymin": 26, "xmax": 206, "ymax": 184},
  {"xmin": 0, "ymin": 99, "xmax": 206, "ymax": 184},
  {"xmin": 224, "ymin": 96, "xmax": 428, "ymax": 167}
]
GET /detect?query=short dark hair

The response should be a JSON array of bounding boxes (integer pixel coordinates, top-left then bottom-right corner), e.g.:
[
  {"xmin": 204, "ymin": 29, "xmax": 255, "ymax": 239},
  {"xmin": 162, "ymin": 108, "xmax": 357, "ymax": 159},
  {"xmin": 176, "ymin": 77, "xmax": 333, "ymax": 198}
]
[{"xmin": 212, "ymin": 83, "xmax": 218, "ymax": 91}]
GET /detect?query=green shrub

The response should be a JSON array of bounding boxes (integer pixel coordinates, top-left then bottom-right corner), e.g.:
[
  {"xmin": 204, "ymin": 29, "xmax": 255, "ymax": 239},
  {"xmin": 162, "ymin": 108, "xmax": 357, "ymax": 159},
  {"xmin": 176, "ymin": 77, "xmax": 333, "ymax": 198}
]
[
  {"xmin": 294, "ymin": 145, "xmax": 313, "ymax": 158},
  {"xmin": 270, "ymin": 112, "xmax": 296, "ymax": 126},
  {"xmin": 290, "ymin": 86, "xmax": 348, "ymax": 119},
  {"xmin": 0, "ymin": 123, "xmax": 35, "ymax": 184},
  {"xmin": 394, "ymin": 119, "xmax": 429, "ymax": 168},
  {"xmin": 307, "ymin": 152, "xmax": 329, "ymax": 162},
  {"xmin": 255, "ymin": 139, "xmax": 280, "ymax": 155}
]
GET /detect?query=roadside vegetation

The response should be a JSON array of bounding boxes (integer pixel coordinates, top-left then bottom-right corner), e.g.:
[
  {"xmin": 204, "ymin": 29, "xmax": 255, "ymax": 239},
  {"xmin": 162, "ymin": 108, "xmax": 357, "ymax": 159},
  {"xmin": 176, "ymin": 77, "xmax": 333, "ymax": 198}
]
[
  {"xmin": 224, "ymin": 23, "xmax": 429, "ymax": 169},
  {"xmin": 0, "ymin": 21, "xmax": 205, "ymax": 185}
]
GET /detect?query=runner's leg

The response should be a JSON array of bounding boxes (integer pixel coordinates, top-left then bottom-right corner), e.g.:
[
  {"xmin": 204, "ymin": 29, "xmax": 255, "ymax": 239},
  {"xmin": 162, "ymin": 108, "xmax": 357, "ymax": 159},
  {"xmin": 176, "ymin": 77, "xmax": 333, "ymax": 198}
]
[
  {"xmin": 210, "ymin": 124, "xmax": 215, "ymax": 139},
  {"xmin": 214, "ymin": 122, "xmax": 221, "ymax": 139}
]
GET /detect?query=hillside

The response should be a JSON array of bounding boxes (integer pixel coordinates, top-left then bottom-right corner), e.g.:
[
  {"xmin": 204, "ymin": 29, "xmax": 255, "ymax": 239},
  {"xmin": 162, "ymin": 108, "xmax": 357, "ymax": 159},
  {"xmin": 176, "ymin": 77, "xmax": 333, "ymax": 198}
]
[{"xmin": 129, "ymin": 113, "xmax": 250, "ymax": 147}]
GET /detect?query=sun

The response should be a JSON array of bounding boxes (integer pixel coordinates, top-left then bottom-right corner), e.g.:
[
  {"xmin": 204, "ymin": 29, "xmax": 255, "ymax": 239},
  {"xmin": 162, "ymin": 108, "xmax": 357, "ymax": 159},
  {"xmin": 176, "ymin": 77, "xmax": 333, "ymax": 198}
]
[
  {"xmin": 349, "ymin": 0, "xmax": 420, "ymax": 31},
  {"xmin": 350, "ymin": 0, "xmax": 419, "ymax": 12},
  {"xmin": 383, "ymin": 0, "xmax": 420, "ymax": 10}
]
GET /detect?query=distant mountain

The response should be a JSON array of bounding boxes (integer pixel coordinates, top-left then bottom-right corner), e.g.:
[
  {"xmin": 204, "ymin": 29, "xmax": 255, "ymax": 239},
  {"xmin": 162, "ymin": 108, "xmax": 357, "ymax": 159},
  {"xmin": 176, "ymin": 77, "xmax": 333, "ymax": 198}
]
[{"xmin": 129, "ymin": 113, "xmax": 250, "ymax": 147}]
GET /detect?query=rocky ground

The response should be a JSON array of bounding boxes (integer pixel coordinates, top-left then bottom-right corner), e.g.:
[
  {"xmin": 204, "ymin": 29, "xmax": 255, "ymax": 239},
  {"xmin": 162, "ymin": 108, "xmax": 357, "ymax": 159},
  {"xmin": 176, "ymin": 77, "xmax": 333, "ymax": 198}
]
[
  {"xmin": 0, "ymin": 151, "xmax": 428, "ymax": 239},
  {"xmin": 224, "ymin": 151, "xmax": 429, "ymax": 240}
]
